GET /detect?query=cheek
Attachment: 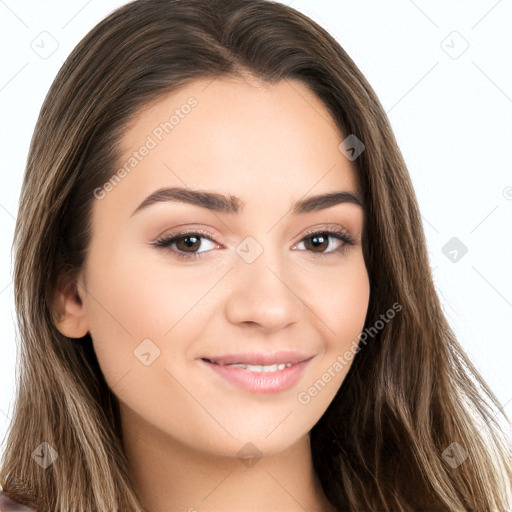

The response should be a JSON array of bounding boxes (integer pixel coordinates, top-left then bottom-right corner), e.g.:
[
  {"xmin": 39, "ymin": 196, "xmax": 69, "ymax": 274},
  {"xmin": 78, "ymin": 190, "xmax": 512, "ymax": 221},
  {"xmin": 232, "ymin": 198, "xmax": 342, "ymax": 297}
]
[
  {"xmin": 82, "ymin": 243, "xmax": 217, "ymax": 381},
  {"xmin": 308, "ymin": 254, "xmax": 370, "ymax": 394},
  {"xmin": 293, "ymin": 256, "xmax": 369, "ymax": 415},
  {"xmin": 311, "ymin": 254, "xmax": 370, "ymax": 350}
]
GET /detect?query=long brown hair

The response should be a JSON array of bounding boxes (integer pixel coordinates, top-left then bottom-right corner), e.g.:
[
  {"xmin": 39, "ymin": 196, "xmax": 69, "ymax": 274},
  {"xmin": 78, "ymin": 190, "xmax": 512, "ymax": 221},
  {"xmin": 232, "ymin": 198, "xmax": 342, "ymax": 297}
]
[{"xmin": 1, "ymin": 0, "xmax": 511, "ymax": 510}]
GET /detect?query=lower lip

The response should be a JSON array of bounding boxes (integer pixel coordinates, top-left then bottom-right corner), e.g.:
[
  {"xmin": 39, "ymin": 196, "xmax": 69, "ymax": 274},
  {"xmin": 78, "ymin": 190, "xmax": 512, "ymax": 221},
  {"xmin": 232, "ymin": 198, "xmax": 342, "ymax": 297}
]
[{"xmin": 201, "ymin": 359, "xmax": 311, "ymax": 394}]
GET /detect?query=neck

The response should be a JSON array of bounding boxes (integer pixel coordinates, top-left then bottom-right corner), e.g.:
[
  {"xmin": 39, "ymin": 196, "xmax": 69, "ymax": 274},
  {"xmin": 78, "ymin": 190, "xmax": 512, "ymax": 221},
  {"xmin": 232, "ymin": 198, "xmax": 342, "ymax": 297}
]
[{"xmin": 121, "ymin": 408, "xmax": 334, "ymax": 512}]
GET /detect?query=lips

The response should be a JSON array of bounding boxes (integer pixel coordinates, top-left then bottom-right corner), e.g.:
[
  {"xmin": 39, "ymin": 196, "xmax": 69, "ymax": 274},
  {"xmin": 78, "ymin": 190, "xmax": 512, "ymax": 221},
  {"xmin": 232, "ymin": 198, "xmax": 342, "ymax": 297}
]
[{"xmin": 199, "ymin": 351, "xmax": 314, "ymax": 394}]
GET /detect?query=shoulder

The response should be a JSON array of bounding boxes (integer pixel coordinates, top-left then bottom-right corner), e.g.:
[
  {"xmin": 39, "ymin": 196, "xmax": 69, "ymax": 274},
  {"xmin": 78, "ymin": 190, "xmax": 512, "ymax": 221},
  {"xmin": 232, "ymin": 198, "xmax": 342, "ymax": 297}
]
[{"xmin": 0, "ymin": 492, "xmax": 37, "ymax": 511}]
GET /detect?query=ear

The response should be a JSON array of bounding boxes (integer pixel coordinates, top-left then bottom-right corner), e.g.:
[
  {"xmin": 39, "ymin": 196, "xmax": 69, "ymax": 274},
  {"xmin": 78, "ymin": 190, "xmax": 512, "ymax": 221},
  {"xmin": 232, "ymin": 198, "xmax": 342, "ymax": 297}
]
[{"xmin": 51, "ymin": 272, "xmax": 89, "ymax": 338}]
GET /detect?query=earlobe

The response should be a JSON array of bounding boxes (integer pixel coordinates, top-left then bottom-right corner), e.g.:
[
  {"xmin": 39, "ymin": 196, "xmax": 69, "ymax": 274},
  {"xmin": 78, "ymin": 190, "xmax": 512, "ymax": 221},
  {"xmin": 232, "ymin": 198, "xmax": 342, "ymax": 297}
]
[{"xmin": 51, "ymin": 272, "xmax": 89, "ymax": 339}]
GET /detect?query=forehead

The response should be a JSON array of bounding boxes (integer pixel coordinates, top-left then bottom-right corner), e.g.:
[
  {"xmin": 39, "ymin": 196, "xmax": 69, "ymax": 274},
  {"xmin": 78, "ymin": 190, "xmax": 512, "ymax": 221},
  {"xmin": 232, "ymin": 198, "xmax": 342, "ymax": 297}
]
[{"xmin": 102, "ymin": 76, "xmax": 359, "ymax": 216}]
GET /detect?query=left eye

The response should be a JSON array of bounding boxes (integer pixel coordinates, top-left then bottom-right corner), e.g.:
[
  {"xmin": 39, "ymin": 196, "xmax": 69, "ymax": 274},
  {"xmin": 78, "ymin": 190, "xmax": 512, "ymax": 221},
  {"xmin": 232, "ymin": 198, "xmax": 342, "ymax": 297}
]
[{"xmin": 293, "ymin": 231, "xmax": 351, "ymax": 254}]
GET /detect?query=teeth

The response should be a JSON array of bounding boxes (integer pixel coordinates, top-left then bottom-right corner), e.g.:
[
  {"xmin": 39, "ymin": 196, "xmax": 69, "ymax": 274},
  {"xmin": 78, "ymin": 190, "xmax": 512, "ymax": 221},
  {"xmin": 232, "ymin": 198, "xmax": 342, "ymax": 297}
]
[{"xmin": 230, "ymin": 363, "xmax": 293, "ymax": 372}]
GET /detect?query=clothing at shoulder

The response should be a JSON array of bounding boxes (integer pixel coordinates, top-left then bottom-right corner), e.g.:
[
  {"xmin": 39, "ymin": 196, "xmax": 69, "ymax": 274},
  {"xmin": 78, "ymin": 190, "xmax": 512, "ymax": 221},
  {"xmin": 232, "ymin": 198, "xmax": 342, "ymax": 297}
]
[{"xmin": 0, "ymin": 492, "xmax": 37, "ymax": 511}]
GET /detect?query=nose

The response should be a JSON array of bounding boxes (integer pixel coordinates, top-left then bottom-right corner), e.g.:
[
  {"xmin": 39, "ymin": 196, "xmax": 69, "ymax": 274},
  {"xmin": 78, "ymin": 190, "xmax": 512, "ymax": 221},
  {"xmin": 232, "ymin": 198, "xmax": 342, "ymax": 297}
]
[{"xmin": 224, "ymin": 248, "xmax": 304, "ymax": 333}]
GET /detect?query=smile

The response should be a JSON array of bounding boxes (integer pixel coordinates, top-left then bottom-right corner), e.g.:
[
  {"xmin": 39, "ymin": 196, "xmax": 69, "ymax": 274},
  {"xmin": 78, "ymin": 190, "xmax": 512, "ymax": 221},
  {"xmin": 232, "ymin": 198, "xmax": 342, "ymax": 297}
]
[{"xmin": 200, "ymin": 352, "xmax": 313, "ymax": 394}]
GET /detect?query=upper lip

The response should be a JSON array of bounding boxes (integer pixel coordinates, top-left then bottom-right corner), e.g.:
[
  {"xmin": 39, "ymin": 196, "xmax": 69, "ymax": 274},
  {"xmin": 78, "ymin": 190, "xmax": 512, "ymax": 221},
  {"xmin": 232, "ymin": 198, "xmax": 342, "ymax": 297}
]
[{"xmin": 201, "ymin": 351, "xmax": 314, "ymax": 366}]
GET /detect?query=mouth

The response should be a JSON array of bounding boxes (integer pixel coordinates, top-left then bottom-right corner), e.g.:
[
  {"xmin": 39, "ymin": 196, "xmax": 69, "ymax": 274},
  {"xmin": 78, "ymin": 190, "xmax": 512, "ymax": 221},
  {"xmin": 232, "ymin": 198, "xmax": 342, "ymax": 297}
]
[
  {"xmin": 207, "ymin": 361, "xmax": 294, "ymax": 372},
  {"xmin": 201, "ymin": 351, "xmax": 313, "ymax": 367},
  {"xmin": 200, "ymin": 351, "xmax": 314, "ymax": 394}
]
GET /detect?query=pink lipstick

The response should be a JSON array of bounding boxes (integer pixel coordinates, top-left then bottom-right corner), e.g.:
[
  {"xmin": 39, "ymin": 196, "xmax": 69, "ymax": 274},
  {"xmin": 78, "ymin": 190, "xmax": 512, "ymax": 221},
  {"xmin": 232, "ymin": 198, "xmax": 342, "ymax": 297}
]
[{"xmin": 200, "ymin": 351, "xmax": 313, "ymax": 394}]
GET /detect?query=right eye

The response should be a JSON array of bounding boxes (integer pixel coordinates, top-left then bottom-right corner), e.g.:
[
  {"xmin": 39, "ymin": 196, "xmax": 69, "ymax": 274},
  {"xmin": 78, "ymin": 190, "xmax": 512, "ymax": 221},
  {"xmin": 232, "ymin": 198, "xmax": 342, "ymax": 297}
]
[{"xmin": 152, "ymin": 230, "xmax": 221, "ymax": 260}]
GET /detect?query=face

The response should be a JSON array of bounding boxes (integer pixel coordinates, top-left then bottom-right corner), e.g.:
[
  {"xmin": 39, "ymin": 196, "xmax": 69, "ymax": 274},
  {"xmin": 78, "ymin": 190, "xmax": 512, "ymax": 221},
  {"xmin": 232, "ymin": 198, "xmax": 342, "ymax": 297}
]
[{"xmin": 61, "ymin": 76, "xmax": 369, "ymax": 459}]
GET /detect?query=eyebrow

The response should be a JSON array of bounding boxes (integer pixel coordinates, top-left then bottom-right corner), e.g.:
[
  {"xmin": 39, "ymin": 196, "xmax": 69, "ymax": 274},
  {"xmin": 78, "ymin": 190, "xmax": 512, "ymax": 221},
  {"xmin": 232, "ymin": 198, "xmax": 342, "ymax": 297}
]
[{"xmin": 130, "ymin": 186, "xmax": 363, "ymax": 217}]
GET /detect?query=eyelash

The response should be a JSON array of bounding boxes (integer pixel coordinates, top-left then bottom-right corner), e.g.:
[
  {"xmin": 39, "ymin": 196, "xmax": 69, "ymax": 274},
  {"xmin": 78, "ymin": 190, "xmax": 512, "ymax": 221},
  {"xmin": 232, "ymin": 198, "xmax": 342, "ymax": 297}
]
[{"xmin": 152, "ymin": 226, "xmax": 354, "ymax": 261}]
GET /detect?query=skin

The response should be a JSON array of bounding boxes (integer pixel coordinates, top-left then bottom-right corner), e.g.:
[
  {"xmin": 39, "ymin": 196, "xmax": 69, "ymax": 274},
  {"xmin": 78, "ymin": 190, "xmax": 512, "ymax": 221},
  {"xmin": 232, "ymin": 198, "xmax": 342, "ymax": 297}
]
[{"xmin": 54, "ymin": 75, "xmax": 370, "ymax": 512}]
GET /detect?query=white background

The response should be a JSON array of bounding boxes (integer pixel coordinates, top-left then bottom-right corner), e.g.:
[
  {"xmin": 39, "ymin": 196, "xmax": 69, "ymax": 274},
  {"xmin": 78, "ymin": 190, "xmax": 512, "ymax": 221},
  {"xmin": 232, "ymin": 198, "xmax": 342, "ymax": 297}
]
[{"xmin": 1, "ymin": 0, "xmax": 511, "ymax": 448}]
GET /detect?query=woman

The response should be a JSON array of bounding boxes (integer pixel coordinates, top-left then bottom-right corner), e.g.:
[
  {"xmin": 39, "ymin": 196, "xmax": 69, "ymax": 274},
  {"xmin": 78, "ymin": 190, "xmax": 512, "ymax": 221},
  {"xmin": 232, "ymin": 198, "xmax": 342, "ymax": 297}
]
[{"xmin": 1, "ymin": 0, "xmax": 511, "ymax": 510}]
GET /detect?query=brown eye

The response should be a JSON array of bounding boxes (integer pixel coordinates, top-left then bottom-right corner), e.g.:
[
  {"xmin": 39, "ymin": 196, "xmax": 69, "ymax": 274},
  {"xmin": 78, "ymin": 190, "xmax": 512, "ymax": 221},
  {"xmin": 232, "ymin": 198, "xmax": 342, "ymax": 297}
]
[
  {"xmin": 293, "ymin": 229, "xmax": 354, "ymax": 257},
  {"xmin": 304, "ymin": 233, "xmax": 329, "ymax": 252},
  {"xmin": 174, "ymin": 235, "xmax": 202, "ymax": 252},
  {"xmin": 152, "ymin": 231, "xmax": 218, "ymax": 260}
]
